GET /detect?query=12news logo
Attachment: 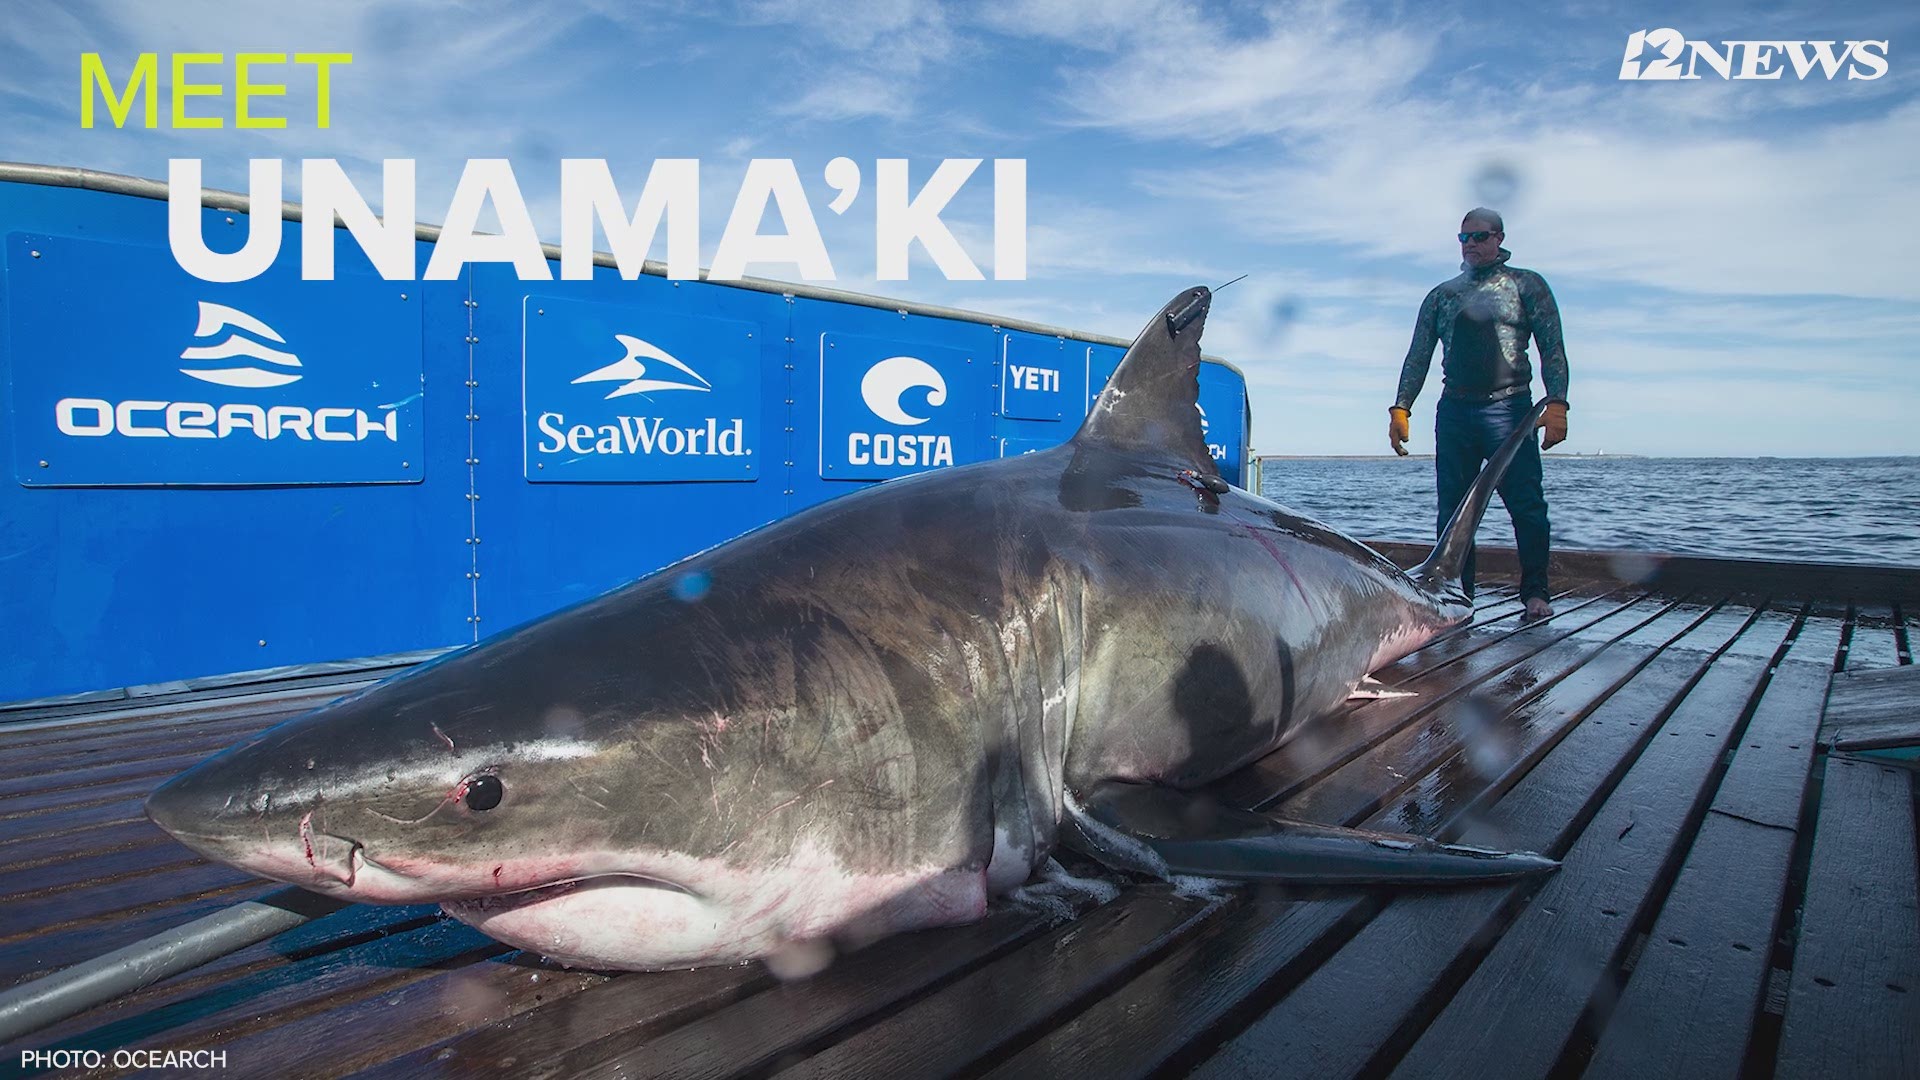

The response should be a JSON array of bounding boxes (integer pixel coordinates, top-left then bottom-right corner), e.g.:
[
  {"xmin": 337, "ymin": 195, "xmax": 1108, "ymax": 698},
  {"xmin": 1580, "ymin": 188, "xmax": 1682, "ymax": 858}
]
[{"xmin": 1620, "ymin": 29, "xmax": 1888, "ymax": 81}]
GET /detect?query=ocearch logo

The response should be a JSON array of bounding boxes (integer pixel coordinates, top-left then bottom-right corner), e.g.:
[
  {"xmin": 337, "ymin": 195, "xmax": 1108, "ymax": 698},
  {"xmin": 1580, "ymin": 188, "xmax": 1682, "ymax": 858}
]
[
  {"xmin": 849, "ymin": 355, "xmax": 952, "ymax": 467},
  {"xmin": 1197, "ymin": 402, "xmax": 1226, "ymax": 462},
  {"xmin": 53, "ymin": 301, "xmax": 398, "ymax": 443},
  {"xmin": 178, "ymin": 301, "xmax": 304, "ymax": 388}
]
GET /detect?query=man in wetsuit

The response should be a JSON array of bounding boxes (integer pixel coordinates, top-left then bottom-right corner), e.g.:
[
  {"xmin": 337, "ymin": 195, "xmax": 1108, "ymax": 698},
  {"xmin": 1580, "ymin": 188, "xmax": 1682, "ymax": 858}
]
[{"xmin": 1389, "ymin": 208, "xmax": 1569, "ymax": 619}]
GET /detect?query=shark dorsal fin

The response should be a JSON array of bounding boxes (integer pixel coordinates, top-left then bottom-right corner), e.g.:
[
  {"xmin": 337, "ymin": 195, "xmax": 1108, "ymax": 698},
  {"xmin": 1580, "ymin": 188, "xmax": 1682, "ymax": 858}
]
[{"xmin": 1071, "ymin": 286, "xmax": 1217, "ymax": 476}]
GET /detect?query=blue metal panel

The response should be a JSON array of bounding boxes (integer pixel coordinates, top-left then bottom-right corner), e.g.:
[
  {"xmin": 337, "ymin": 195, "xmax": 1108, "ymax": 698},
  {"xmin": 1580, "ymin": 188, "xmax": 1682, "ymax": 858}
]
[
  {"xmin": 0, "ymin": 176, "xmax": 1254, "ymax": 702},
  {"xmin": 1199, "ymin": 362, "xmax": 1248, "ymax": 487},
  {"xmin": 999, "ymin": 332, "xmax": 1076, "ymax": 421},
  {"xmin": 6, "ymin": 232, "xmax": 423, "ymax": 486},
  {"xmin": 815, "ymin": 327, "xmax": 990, "ymax": 482},
  {"xmin": 522, "ymin": 295, "xmax": 763, "ymax": 483},
  {"xmin": 466, "ymin": 272, "xmax": 793, "ymax": 633},
  {"xmin": 1000, "ymin": 436, "xmax": 1066, "ymax": 457},
  {"xmin": 0, "ymin": 184, "xmax": 467, "ymax": 700},
  {"xmin": 785, "ymin": 299, "xmax": 998, "ymax": 511}
]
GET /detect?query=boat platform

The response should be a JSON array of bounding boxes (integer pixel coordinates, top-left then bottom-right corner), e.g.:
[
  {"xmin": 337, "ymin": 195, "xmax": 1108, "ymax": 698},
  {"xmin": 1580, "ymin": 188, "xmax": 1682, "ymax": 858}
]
[{"xmin": 2, "ymin": 546, "xmax": 1915, "ymax": 1078}]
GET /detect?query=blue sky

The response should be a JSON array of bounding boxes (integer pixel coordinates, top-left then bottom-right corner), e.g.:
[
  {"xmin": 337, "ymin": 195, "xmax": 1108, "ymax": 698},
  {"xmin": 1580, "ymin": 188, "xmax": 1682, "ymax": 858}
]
[{"xmin": 3, "ymin": 0, "xmax": 1916, "ymax": 456}]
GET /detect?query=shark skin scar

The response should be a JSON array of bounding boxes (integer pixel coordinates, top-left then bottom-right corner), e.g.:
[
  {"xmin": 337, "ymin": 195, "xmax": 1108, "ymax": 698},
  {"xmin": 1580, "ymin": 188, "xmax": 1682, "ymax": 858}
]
[{"xmin": 1228, "ymin": 509, "xmax": 1314, "ymax": 608}]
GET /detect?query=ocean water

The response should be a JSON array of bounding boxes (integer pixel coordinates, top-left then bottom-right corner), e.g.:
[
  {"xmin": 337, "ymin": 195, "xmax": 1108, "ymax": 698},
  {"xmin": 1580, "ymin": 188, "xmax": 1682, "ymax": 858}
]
[{"xmin": 1255, "ymin": 456, "xmax": 1919, "ymax": 567}]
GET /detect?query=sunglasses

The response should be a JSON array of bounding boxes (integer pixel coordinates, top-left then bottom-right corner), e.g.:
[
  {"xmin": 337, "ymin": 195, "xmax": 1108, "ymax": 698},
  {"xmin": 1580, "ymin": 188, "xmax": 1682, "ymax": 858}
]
[{"xmin": 1458, "ymin": 230, "xmax": 1496, "ymax": 243}]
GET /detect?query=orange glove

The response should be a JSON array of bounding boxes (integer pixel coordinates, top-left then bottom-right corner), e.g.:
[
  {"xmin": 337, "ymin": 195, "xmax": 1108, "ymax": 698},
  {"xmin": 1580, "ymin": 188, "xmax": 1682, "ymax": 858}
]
[
  {"xmin": 1388, "ymin": 407, "xmax": 1411, "ymax": 456},
  {"xmin": 1539, "ymin": 401, "xmax": 1568, "ymax": 449}
]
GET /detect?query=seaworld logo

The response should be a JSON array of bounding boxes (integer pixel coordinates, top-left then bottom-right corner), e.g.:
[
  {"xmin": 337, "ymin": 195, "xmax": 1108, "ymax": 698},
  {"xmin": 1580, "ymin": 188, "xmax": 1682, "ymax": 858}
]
[
  {"xmin": 1619, "ymin": 29, "xmax": 1889, "ymax": 80},
  {"xmin": 534, "ymin": 334, "xmax": 748, "ymax": 458},
  {"xmin": 53, "ymin": 301, "xmax": 398, "ymax": 442},
  {"xmin": 534, "ymin": 414, "xmax": 747, "ymax": 457},
  {"xmin": 570, "ymin": 335, "xmax": 712, "ymax": 399},
  {"xmin": 850, "ymin": 355, "xmax": 952, "ymax": 467}
]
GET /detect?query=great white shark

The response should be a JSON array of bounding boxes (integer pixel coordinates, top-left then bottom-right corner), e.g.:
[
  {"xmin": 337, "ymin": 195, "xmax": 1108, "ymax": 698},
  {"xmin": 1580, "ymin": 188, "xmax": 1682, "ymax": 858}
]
[{"xmin": 146, "ymin": 286, "xmax": 1556, "ymax": 971}]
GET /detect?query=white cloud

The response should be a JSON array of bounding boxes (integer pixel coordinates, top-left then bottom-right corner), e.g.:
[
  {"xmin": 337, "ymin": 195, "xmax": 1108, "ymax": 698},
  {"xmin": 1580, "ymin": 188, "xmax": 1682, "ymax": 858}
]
[
  {"xmin": 984, "ymin": 0, "xmax": 1437, "ymax": 144},
  {"xmin": 743, "ymin": 0, "xmax": 961, "ymax": 122}
]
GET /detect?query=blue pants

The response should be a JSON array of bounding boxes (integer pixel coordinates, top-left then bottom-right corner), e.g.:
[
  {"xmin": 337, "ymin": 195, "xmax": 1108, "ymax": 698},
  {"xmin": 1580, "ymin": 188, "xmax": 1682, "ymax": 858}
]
[{"xmin": 1435, "ymin": 395, "xmax": 1550, "ymax": 601}]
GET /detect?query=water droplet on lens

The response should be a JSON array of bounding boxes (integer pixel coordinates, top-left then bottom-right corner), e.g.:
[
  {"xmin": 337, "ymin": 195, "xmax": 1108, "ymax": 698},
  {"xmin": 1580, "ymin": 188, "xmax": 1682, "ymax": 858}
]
[
  {"xmin": 1472, "ymin": 161, "xmax": 1521, "ymax": 206},
  {"xmin": 673, "ymin": 571, "xmax": 712, "ymax": 603}
]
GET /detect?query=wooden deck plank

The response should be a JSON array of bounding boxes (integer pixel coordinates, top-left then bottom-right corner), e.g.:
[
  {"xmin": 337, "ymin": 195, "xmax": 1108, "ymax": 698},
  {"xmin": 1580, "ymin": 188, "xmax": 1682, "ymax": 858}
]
[
  {"xmin": 0, "ymin": 722, "xmax": 300, "ymax": 786},
  {"xmin": 0, "ymin": 713, "xmax": 300, "ymax": 767},
  {"xmin": 1581, "ymin": 656, "xmax": 1830, "ymax": 1080},
  {"xmin": 1793, "ymin": 608, "xmax": 1847, "ymax": 673},
  {"xmin": 1842, "ymin": 604, "xmax": 1905, "ymax": 670},
  {"xmin": 30, "ymin": 920, "xmax": 511, "ymax": 1076},
  {"xmin": 195, "ymin": 947, "xmax": 619, "ymax": 1079},
  {"xmin": 0, "ymin": 796, "xmax": 156, "ymax": 850},
  {"xmin": 984, "ymin": 603, "xmax": 1766, "ymax": 1080},
  {"xmin": 1773, "ymin": 755, "xmax": 1920, "ymax": 1080},
  {"xmin": 0, "ymin": 777, "xmax": 182, "ymax": 827},
  {"xmin": 1355, "ymin": 601, "xmax": 1733, "ymax": 841},
  {"xmin": 1280, "ymin": 640, "xmax": 1662, "ymax": 829},
  {"xmin": 1188, "ymin": 604, "xmax": 1763, "ymax": 1080},
  {"xmin": 773, "ymin": 890, "xmax": 1217, "ymax": 1080},
  {"xmin": 1380, "ymin": 636, "xmax": 1791, "ymax": 1077},
  {"xmin": 0, "ymin": 819, "xmax": 164, "ymax": 877},
  {"xmin": 1216, "ymin": 591, "xmax": 1656, "ymax": 810},
  {"xmin": 15, "ymin": 903, "xmax": 448, "ymax": 1047},
  {"xmin": 0, "ymin": 882, "xmax": 266, "ymax": 987},
  {"xmin": 0, "ymin": 843, "xmax": 204, "ymax": 908},
  {"xmin": 1377, "ymin": 586, "xmax": 1633, "ymax": 688},
  {"xmin": 0, "ymin": 862, "xmax": 256, "ymax": 948},
  {"xmin": 1822, "ymin": 665, "xmax": 1920, "ymax": 751},
  {"xmin": 340, "ymin": 908, "xmax": 1057, "ymax": 1080},
  {"xmin": 977, "ymin": 896, "xmax": 1359, "ymax": 1080},
  {"xmin": 347, "ymin": 960, "xmax": 756, "ymax": 1080},
  {"xmin": 0, "ymin": 686, "xmax": 362, "ymax": 748},
  {"xmin": 0, "ymin": 749, "xmax": 221, "ymax": 802},
  {"xmin": 565, "ymin": 909, "xmax": 1050, "ymax": 1080}
]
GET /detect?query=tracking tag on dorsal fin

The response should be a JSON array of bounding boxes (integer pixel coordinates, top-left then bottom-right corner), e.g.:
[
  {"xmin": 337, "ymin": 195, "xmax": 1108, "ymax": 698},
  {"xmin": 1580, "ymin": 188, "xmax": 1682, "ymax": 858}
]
[{"xmin": 1071, "ymin": 286, "xmax": 1218, "ymax": 476}]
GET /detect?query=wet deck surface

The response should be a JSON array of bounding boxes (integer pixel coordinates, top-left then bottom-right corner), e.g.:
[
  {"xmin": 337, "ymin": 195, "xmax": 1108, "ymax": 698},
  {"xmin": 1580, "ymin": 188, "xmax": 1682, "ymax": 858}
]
[{"xmin": 2, "ymin": 576, "xmax": 1916, "ymax": 1078}]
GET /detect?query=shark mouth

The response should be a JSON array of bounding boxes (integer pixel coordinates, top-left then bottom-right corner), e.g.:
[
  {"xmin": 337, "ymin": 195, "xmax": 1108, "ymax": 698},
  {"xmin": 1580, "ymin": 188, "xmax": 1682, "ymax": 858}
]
[
  {"xmin": 440, "ymin": 873, "xmax": 695, "ymax": 916},
  {"xmin": 438, "ymin": 874, "xmax": 726, "ymax": 970}
]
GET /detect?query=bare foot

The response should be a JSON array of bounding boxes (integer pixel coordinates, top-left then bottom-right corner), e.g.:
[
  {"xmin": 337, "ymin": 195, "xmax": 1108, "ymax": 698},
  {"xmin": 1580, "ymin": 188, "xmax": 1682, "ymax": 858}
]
[{"xmin": 1524, "ymin": 597, "xmax": 1553, "ymax": 620}]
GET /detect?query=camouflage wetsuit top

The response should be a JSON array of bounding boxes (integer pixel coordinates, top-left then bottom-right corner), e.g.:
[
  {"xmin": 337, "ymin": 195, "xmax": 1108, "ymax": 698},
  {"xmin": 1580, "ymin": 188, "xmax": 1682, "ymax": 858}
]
[{"xmin": 1394, "ymin": 249, "xmax": 1570, "ymax": 410}]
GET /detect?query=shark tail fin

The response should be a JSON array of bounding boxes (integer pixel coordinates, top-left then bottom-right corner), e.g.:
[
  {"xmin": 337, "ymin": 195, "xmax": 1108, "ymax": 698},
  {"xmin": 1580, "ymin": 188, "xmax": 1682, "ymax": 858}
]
[{"xmin": 1409, "ymin": 399, "xmax": 1552, "ymax": 604}]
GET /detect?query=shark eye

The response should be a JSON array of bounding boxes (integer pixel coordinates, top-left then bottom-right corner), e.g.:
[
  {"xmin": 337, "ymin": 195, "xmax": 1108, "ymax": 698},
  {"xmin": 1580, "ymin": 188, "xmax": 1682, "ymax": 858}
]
[{"xmin": 464, "ymin": 774, "xmax": 504, "ymax": 812}]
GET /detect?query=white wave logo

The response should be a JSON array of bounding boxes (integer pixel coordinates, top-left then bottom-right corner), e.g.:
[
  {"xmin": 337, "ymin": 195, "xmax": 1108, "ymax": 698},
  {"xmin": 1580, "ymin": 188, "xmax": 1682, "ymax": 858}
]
[
  {"xmin": 572, "ymin": 335, "xmax": 713, "ymax": 399},
  {"xmin": 860, "ymin": 355, "xmax": 946, "ymax": 426},
  {"xmin": 178, "ymin": 302, "xmax": 303, "ymax": 388}
]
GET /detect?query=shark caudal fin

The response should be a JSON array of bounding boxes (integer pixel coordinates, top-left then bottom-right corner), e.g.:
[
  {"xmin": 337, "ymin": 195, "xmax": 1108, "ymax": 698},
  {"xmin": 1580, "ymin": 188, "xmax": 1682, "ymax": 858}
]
[
  {"xmin": 1409, "ymin": 399, "xmax": 1552, "ymax": 605},
  {"xmin": 1070, "ymin": 286, "xmax": 1218, "ymax": 478}
]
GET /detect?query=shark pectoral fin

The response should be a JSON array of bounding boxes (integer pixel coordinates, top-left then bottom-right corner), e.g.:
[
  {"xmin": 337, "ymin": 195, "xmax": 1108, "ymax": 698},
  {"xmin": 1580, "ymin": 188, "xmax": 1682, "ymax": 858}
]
[{"xmin": 1063, "ymin": 781, "xmax": 1558, "ymax": 885}]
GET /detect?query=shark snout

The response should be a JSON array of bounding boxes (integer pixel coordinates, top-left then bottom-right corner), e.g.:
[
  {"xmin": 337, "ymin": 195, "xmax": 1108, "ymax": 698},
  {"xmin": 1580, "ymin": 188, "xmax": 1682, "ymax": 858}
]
[
  {"xmin": 147, "ymin": 761, "xmax": 363, "ymax": 890},
  {"xmin": 145, "ymin": 766, "xmax": 232, "ymax": 847}
]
